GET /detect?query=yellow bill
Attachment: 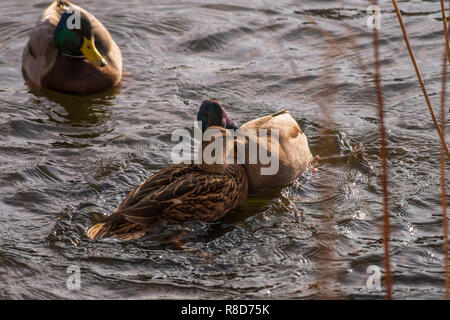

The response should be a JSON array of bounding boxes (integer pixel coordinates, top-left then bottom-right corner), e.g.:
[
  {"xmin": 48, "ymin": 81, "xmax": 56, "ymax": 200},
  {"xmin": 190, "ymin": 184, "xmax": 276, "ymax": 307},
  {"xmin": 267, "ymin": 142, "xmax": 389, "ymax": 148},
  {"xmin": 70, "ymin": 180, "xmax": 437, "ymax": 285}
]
[{"xmin": 80, "ymin": 36, "xmax": 107, "ymax": 68}]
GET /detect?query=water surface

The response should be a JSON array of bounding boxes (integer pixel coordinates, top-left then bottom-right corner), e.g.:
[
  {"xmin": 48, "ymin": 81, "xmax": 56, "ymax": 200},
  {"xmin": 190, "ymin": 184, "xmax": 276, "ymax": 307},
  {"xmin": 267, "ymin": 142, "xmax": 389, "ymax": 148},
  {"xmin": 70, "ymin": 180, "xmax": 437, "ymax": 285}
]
[{"xmin": 0, "ymin": 0, "xmax": 449, "ymax": 299}]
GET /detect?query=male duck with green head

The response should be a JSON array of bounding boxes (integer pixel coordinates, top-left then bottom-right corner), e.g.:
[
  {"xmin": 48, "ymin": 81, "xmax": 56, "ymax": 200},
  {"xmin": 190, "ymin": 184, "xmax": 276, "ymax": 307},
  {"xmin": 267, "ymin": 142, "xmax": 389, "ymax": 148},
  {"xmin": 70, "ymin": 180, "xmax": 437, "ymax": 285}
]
[{"xmin": 22, "ymin": 0, "xmax": 122, "ymax": 94}]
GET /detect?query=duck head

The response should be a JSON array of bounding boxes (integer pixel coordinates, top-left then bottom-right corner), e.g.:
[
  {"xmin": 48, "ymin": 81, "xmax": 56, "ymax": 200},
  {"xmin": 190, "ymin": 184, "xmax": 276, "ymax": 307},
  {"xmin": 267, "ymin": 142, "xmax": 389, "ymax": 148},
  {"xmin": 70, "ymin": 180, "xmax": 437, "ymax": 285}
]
[
  {"xmin": 197, "ymin": 99, "xmax": 238, "ymax": 132},
  {"xmin": 54, "ymin": 5, "xmax": 107, "ymax": 67}
]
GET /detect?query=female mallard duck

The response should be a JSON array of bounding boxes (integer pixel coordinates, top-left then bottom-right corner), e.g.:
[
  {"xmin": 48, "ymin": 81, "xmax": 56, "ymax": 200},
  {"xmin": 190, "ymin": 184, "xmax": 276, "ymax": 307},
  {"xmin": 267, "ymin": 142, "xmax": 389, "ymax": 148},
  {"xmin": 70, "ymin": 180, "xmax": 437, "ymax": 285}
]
[
  {"xmin": 197, "ymin": 99, "xmax": 314, "ymax": 193},
  {"xmin": 22, "ymin": 0, "xmax": 122, "ymax": 94},
  {"xmin": 87, "ymin": 127, "xmax": 248, "ymax": 241}
]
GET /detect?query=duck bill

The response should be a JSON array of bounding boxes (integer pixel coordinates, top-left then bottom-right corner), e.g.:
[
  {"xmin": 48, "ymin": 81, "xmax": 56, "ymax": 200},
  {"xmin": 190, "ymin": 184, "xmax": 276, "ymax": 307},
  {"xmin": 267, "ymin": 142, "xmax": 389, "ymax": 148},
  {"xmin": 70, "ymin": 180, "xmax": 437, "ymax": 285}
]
[{"xmin": 80, "ymin": 36, "xmax": 107, "ymax": 67}]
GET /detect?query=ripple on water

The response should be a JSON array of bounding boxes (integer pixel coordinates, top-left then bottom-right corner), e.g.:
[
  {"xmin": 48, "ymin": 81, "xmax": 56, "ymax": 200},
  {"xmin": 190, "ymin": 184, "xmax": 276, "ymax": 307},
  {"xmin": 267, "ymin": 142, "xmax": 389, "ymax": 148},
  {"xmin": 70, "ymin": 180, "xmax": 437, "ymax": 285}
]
[{"xmin": 0, "ymin": 0, "xmax": 448, "ymax": 299}]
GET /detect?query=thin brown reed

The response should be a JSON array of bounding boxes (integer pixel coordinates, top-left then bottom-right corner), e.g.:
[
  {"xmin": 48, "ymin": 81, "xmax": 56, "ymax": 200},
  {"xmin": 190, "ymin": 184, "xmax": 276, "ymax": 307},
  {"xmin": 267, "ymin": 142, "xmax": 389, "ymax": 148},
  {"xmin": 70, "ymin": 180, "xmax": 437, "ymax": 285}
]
[
  {"xmin": 286, "ymin": 34, "xmax": 339, "ymax": 301},
  {"xmin": 439, "ymin": 30, "xmax": 449, "ymax": 300},
  {"xmin": 289, "ymin": 2, "xmax": 380, "ymax": 299},
  {"xmin": 440, "ymin": 0, "xmax": 450, "ymax": 65},
  {"xmin": 392, "ymin": 0, "xmax": 450, "ymax": 160},
  {"xmin": 284, "ymin": 0, "xmax": 367, "ymax": 298},
  {"xmin": 372, "ymin": 0, "xmax": 392, "ymax": 300}
]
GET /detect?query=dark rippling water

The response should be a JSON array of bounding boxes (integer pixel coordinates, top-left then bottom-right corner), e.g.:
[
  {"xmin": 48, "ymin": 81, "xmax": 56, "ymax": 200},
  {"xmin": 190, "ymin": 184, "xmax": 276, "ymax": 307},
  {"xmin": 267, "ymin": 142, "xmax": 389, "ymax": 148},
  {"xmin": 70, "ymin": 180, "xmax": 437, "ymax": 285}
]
[{"xmin": 0, "ymin": 0, "xmax": 449, "ymax": 299}]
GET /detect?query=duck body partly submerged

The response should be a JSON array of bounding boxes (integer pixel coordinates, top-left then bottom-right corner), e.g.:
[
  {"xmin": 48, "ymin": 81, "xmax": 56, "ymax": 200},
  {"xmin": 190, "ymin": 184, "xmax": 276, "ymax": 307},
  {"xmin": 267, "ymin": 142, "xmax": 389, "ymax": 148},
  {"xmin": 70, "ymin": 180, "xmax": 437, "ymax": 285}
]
[
  {"xmin": 198, "ymin": 99, "xmax": 314, "ymax": 193},
  {"xmin": 239, "ymin": 109, "xmax": 313, "ymax": 193},
  {"xmin": 22, "ymin": 0, "xmax": 122, "ymax": 94},
  {"xmin": 87, "ymin": 128, "xmax": 248, "ymax": 241}
]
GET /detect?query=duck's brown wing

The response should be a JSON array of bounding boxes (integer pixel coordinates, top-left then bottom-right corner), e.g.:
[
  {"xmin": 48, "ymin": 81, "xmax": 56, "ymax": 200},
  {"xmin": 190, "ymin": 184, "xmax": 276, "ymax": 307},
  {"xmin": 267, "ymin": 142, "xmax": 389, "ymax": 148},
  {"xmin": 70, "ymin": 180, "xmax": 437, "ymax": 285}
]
[
  {"xmin": 113, "ymin": 164, "xmax": 201, "ymax": 213},
  {"xmin": 87, "ymin": 164, "xmax": 200, "ymax": 240},
  {"xmin": 115, "ymin": 169, "xmax": 240, "ymax": 224},
  {"xmin": 87, "ymin": 164, "xmax": 247, "ymax": 240}
]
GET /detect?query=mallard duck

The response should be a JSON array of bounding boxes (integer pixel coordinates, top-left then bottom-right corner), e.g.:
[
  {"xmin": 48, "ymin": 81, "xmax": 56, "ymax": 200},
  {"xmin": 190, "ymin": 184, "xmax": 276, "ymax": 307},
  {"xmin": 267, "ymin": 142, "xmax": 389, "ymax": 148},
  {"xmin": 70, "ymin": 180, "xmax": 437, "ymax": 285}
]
[
  {"xmin": 197, "ymin": 99, "xmax": 314, "ymax": 193},
  {"xmin": 22, "ymin": 0, "xmax": 122, "ymax": 94},
  {"xmin": 87, "ymin": 127, "xmax": 248, "ymax": 241}
]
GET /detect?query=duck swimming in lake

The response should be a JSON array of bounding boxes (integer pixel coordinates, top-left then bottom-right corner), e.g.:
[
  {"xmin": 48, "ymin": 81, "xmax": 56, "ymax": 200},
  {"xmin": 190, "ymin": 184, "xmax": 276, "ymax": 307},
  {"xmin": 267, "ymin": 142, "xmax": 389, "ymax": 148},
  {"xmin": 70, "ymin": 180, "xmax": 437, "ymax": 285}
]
[
  {"xmin": 87, "ymin": 127, "xmax": 248, "ymax": 241},
  {"xmin": 197, "ymin": 99, "xmax": 314, "ymax": 193},
  {"xmin": 22, "ymin": 0, "xmax": 122, "ymax": 94}
]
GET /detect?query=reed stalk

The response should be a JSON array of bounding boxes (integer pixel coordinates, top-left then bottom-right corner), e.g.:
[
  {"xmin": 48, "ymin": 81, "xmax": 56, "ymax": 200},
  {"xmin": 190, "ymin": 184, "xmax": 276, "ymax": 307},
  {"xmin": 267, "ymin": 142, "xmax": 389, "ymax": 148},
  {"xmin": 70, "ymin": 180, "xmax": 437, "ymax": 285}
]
[
  {"xmin": 392, "ymin": 0, "xmax": 450, "ymax": 160},
  {"xmin": 288, "ymin": 0, "xmax": 365, "ymax": 298},
  {"xmin": 372, "ymin": 0, "xmax": 392, "ymax": 300},
  {"xmin": 440, "ymin": 0, "xmax": 450, "ymax": 65},
  {"xmin": 439, "ymin": 22, "xmax": 449, "ymax": 300}
]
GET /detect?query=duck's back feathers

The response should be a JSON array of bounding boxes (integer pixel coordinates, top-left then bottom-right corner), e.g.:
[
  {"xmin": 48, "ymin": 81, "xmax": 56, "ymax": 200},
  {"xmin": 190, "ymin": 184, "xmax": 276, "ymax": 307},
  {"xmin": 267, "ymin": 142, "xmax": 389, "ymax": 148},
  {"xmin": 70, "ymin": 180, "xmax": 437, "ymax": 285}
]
[
  {"xmin": 87, "ymin": 164, "xmax": 248, "ymax": 241},
  {"xmin": 22, "ymin": 3, "xmax": 59, "ymax": 88},
  {"xmin": 239, "ymin": 109, "xmax": 313, "ymax": 193}
]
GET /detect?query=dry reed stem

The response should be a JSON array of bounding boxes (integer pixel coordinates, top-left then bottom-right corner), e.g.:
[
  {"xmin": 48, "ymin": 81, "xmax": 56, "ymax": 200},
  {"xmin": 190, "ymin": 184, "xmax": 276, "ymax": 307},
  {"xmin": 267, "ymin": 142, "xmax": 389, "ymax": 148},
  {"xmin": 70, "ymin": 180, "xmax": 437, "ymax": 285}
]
[
  {"xmin": 372, "ymin": 0, "xmax": 392, "ymax": 300},
  {"xmin": 439, "ymin": 30, "xmax": 449, "ymax": 300},
  {"xmin": 291, "ymin": 2, "xmax": 378, "ymax": 299},
  {"xmin": 292, "ymin": 2, "xmax": 369, "ymax": 299},
  {"xmin": 285, "ymin": 31, "xmax": 339, "ymax": 301},
  {"xmin": 392, "ymin": 0, "xmax": 450, "ymax": 160},
  {"xmin": 440, "ymin": 0, "xmax": 450, "ymax": 65},
  {"xmin": 286, "ymin": 0, "xmax": 364, "ymax": 299}
]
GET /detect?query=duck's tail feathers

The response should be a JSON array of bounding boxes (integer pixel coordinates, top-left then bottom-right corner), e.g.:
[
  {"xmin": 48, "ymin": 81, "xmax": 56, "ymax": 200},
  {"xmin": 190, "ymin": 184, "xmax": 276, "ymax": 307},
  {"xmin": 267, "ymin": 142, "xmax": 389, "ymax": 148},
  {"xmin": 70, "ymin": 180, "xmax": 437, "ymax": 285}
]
[
  {"xmin": 86, "ymin": 221, "xmax": 148, "ymax": 241},
  {"xmin": 57, "ymin": 0, "xmax": 71, "ymax": 9},
  {"xmin": 271, "ymin": 109, "xmax": 290, "ymax": 117}
]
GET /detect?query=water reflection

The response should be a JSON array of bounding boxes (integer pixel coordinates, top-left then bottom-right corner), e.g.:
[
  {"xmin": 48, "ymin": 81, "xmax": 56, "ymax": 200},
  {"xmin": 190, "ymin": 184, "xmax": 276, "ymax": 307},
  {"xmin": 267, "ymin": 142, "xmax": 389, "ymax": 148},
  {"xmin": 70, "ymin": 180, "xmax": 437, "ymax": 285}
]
[
  {"xmin": 1, "ymin": 0, "xmax": 447, "ymax": 299},
  {"xmin": 24, "ymin": 72, "xmax": 120, "ymax": 127}
]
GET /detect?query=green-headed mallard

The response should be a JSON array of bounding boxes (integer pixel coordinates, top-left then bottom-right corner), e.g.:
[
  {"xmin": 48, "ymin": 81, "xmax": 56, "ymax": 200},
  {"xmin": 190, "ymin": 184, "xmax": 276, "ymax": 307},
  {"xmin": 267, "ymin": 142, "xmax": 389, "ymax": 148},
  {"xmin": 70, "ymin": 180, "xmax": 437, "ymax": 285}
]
[
  {"xmin": 197, "ymin": 99, "xmax": 314, "ymax": 193},
  {"xmin": 87, "ymin": 127, "xmax": 248, "ymax": 241},
  {"xmin": 22, "ymin": 0, "xmax": 122, "ymax": 94}
]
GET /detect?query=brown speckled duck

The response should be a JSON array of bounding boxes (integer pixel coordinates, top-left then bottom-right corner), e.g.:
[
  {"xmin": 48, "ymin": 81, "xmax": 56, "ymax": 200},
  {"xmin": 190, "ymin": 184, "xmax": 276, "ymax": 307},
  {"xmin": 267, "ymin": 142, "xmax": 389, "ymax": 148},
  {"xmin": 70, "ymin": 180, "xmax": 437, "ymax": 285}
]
[
  {"xmin": 197, "ymin": 99, "xmax": 314, "ymax": 193},
  {"xmin": 22, "ymin": 0, "xmax": 122, "ymax": 94},
  {"xmin": 87, "ymin": 127, "xmax": 248, "ymax": 241}
]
